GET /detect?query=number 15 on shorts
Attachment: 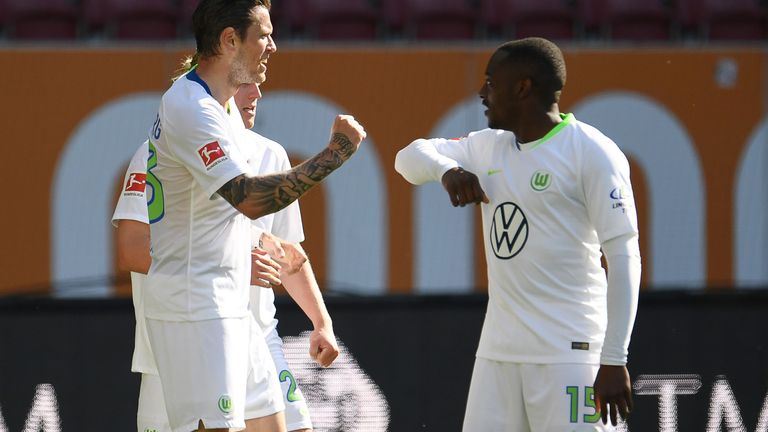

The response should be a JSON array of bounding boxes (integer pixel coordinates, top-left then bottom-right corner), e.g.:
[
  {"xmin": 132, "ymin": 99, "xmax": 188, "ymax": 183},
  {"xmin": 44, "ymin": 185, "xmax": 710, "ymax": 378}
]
[{"xmin": 566, "ymin": 386, "xmax": 601, "ymax": 424}]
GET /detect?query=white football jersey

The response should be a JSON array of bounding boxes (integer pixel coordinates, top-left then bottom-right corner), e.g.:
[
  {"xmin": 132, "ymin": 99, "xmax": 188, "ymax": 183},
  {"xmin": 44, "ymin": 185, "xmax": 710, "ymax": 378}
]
[
  {"xmin": 397, "ymin": 114, "xmax": 638, "ymax": 364},
  {"xmin": 144, "ymin": 69, "xmax": 253, "ymax": 322},
  {"xmin": 241, "ymin": 129, "xmax": 305, "ymax": 334},
  {"xmin": 111, "ymin": 141, "xmax": 157, "ymax": 375}
]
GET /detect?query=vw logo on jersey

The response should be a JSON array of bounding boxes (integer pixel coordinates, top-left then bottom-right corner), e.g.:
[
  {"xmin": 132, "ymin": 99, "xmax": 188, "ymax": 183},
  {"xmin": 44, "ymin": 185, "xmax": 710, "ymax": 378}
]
[{"xmin": 490, "ymin": 202, "xmax": 528, "ymax": 259}]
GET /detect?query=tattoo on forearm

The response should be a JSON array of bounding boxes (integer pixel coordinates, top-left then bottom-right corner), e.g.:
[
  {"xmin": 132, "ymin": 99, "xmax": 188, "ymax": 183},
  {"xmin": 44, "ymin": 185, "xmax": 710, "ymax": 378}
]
[
  {"xmin": 218, "ymin": 142, "xmax": 350, "ymax": 217},
  {"xmin": 329, "ymin": 133, "xmax": 356, "ymax": 161}
]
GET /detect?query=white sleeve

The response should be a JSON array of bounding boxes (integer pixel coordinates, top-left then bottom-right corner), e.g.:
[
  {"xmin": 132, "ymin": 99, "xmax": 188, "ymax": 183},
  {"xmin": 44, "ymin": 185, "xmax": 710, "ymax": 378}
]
[
  {"xmin": 600, "ymin": 232, "xmax": 641, "ymax": 365},
  {"xmin": 164, "ymin": 98, "xmax": 250, "ymax": 199},
  {"xmin": 582, "ymin": 139, "xmax": 639, "ymax": 243},
  {"xmin": 394, "ymin": 136, "xmax": 476, "ymax": 185},
  {"xmin": 111, "ymin": 142, "xmax": 150, "ymax": 226},
  {"xmin": 270, "ymin": 146, "xmax": 305, "ymax": 244}
]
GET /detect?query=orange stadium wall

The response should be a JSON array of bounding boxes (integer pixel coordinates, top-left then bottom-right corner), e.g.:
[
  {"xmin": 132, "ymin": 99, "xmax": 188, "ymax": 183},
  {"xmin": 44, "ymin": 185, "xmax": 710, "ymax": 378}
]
[{"xmin": 1, "ymin": 47, "xmax": 766, "ymax": 297}]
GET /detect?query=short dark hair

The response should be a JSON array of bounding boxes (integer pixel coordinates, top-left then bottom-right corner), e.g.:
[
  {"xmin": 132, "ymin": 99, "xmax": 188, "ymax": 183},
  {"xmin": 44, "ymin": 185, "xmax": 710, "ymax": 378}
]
[
  {"xmin": 495, "ymin": 37, "xmax": 567, "ymax": 104},
  {"xmin": 192, "ymin": 0, "xmax": 271, "ymax": 59}
]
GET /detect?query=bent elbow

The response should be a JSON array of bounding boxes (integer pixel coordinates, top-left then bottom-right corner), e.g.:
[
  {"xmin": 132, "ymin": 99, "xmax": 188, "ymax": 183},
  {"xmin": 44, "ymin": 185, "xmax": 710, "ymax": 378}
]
[
  {"xmin": 239, "ymin": 204, "xmax": 273, "ymax": 221},
  {"xmin": 394, "ymin": 148, "xmax": 419, "ymax": 185}
]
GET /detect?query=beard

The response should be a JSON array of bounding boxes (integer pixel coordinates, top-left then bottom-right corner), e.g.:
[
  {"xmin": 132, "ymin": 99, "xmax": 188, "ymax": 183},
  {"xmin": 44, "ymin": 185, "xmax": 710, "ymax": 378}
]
[{"xmin": 229, "ymin": 51, "xmax": 265, "ymax": 86}]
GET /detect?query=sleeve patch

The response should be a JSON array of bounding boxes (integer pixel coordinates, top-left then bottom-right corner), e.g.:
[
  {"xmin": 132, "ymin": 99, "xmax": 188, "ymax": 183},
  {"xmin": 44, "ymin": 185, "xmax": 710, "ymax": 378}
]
[
  {"xmin": 123, "ymin": 172, "xmax": 146, "ymax": 195},
  {"xmin": 197, "ymin": 141, "xmax": 229, "ymax": 170}
]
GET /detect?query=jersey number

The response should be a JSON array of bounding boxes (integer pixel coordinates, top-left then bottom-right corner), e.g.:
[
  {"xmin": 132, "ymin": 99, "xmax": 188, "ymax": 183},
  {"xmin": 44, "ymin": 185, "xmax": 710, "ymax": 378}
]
[
  {"xmin": 147, "ymin": 141, "xmax": 165, "ymax": 223},
  {"xmin": 566, "ymin": 386, "xmax": 601, "ymax": 424},
  {"xmin": 279, "ymin": 370, "xmax": 302, "ymax": 402}
]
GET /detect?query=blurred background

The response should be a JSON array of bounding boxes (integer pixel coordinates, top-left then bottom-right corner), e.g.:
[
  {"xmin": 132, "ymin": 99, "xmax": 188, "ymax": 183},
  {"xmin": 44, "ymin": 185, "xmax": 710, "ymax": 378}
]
[{"xmin": 0, "ymin": 0, "xmax": 767, "ymax": 431}]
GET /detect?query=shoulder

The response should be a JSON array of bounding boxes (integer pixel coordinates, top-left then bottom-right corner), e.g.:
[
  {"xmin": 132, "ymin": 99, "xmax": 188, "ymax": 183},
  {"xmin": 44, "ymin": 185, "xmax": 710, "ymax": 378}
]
[
  {"xmin": 570, "ymin": 118, "xmax": 628, "ymax": 167},
  {"xmin": 129, "ymin": 141, "xmax": 150, "ymax": 168},
  {"xmin": 161, "ymin": 77, "xmax": 225, "ymax": 129},
  {"xmin": 466, "ymin": 128, "xmax": 514, "ymax": 145},
  {"xmin": 458, "ymin": 128, "xmax": 515, "ymax": 156}
]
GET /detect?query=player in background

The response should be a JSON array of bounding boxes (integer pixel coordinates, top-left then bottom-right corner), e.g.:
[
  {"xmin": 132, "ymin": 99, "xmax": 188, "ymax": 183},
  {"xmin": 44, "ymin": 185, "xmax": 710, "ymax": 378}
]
[
  {"xmin": 144, "ymin": 0, "xmax": 364, "ymax": 431},
  {"xmin": 113, "ymin": 81, "xmax": 337, "ymax": 432},
  {"xmin": 237, "ymin": 81, "xmax": 335, "ymax": 432},
  {"xmin": 395, "ymin": 37, "xmax": 641, "ymax": 430}
]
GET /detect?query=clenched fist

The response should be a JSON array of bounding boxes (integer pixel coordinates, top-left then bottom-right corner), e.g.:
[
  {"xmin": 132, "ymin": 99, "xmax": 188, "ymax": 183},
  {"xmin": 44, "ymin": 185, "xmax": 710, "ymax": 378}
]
[
  {"xmin": 441, "ymin": 167, "xmax": 490, "ymax": 207},
  {"xmin": 329, "ymin": 115, "xmax": 366, "ymax": 161}
]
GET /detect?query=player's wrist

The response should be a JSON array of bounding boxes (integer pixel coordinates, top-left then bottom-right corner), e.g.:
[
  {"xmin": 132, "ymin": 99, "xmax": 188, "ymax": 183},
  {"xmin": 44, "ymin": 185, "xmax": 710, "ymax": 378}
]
[
  {"xmin": 599, "ymin": 357, "xmax": 628, "ymax": 367},
  {"xmin": 311, "ymin": 314, "xmax": 333, "ymax": 331}
]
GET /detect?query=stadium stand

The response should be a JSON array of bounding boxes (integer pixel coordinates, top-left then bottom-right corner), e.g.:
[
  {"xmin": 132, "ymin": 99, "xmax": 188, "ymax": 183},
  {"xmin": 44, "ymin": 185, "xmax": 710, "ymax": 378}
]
[
  {"xmin": 382, "ymin": 0, "xmax": 477, "ymax": 40},
  {"xmin": 304, "ymin": 0, "xmax": 378, "ymax": 40},
  {"xmin": 679, "ymin": 0, "xmax": 768, "ymax": 40},
  {"xmin": 6, "ymin": 0, "xmax": 78, "ymax": 40},
  {"xmin": 480, "ymin": 0, "xmax": 578, "ymax": 40},
  {"xmin": 2, "ymin": 0, "xmax": 766, "ymax": 42},
  {"xmin": 596, "ymin": 0, "xmax": 676, "ymax": 41},
  {"xmin": 83, "ymin": 0, "xmax": 178, "ymax": 40}
]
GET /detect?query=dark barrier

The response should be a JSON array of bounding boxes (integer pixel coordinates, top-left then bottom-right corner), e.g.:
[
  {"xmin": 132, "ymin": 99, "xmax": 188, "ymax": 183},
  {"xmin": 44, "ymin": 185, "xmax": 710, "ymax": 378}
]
[{"xmin": 0, "ymin": 292, "xmax": 767, "ymax": 431}]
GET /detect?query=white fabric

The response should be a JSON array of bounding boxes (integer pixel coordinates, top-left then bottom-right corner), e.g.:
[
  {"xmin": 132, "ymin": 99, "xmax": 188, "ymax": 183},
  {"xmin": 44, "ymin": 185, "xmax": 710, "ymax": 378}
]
[
  {"xmin": 264, "ymin": 328, "xmax": 313, "ymax": 431},
  {"xmin": 463, "ymin": 359, "xmax": 615, "ymax": 431},
  {"xmin": 134, "ymin": 330, "xmax": 310, "ymax": 432},
  {"xmin": 111, "ymin": 142, "xmax": 150, "ymax": 227},
  {"xmin": 113, "ymin": 130, "xmax": 306, "ymax": 412},
  {"xmin": 137, "ymin": 374, "xmax": 170, "ymax": 432},
  {"xmin": 395, "ymin": 114, "xmax": 639, "ymax": 364},
  {"xmin": 146, "ymin": 316, "xmax": 284, "ymax": 432},
  {"xmin": 600, "ymin": 233, "xmax": 641, "ymax": 365},
  {"xmin": 241, "ymin": 128, "xmax": 305, "ymax": 333},
  {"xmin": 111, "ymin": 142, "xmax": 157, "ymax": 375},
  {"xmin": 144, "ymin": 70, "xmax": 252, "ymax": 322}
]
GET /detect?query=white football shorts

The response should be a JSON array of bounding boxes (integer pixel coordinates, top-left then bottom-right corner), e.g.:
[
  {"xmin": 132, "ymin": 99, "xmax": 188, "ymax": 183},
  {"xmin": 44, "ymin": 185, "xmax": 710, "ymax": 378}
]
[
  {"xmin": 463, "ymin": 359, "xmax": 616, "ymax": 431},
  {"xmin": 146, "ymin": 316, "xmax": 284, "ymax": 432},
  {"xmin": 264, "ymin": 327, "xmax": 313, "ymax": 431},
  {"xmin": 137, "ymin": 373, "xmax": 170, "ymax": 432}
]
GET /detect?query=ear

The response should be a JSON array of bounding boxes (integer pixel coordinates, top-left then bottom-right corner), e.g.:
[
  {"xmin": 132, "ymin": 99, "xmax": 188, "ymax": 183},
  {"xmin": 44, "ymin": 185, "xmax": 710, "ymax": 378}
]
[
  {"xmin": 219, "ymin": 27, "xmax": 238, "ymax": 55},
  {"xmin": 517, "ymin": 78, "xmax": 533, "ymax": 99}
]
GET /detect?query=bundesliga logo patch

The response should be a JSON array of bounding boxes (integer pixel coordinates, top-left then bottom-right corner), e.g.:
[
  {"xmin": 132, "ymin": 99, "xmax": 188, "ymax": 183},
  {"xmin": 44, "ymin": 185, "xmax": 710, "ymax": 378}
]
[
  {"xmin": 123, "ymin": 172, "xmax": 146, "ymax": 195},
  {"xmin": 197, "ymin": 141, "xmax": 227, "ymax": 170}
]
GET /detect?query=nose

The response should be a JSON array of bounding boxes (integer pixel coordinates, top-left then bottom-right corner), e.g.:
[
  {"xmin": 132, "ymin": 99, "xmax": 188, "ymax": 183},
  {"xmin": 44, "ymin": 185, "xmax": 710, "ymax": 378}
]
[
  {"xmin": 478, "ymin": 80, "xmax": 487, "ymax": 99},
  {"xmin": 254, "ymin": 84, "xmax": 262, "ymax": 100},
  {"xmin": 267, "ymin": 35, "xmax": 277, "ymax": 54}
]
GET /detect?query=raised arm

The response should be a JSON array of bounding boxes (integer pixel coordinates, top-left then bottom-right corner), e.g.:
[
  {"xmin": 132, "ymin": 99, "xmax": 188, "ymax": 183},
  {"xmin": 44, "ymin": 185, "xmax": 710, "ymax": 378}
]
[
  {"xmin": 395, "ymin": 138, "xmax": 460, "ymax": 185},
  {"xmin": 395, "ymin": 137, "xmax": 488, "ymax": 206},
  {"xmin": 218, "ymin": 115, "xmax": 365, "ymax": 220}
]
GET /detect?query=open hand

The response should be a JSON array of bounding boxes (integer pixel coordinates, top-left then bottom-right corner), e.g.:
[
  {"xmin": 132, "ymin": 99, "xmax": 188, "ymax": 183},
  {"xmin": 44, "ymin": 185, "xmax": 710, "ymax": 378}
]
[
  {"xmin": 594, "ymin": 365, "xmax": 633, "ymax": 426},
  {"xmin": 259, "ymin": 232, "xmax": 308, "ymax": 275},
  {"xmin": 250, "ymin": 248, "xmax": 281, "ymax": 288}
]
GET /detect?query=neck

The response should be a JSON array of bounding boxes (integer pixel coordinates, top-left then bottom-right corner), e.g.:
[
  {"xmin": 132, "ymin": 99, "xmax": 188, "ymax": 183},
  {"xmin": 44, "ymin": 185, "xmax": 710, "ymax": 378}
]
[
  {"xmin": 194, "ymin": 57, "xmax": 238, "ymax": 107},
  {"xmin": 511, "ymin": 105, "xmax": 562, "ymax": 143}
]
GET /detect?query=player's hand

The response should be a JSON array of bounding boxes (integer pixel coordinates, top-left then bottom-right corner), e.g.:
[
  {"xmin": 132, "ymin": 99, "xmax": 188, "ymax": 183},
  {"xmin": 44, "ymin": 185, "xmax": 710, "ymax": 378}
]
[
  {"xmin": 309, "ymin": 326, "xmax": 340, "ymax": 368},
  {"xmin": 259, "ymin": 232, "xmax": 307, "ymax": 275},
  {"xmin": 441, "ymin": 167, "xmax": 490, "ymax": 207},
  {"xmin": 594, "ymin": 364, "xmax": 633, "ymax": 426},
  {"xmin": 329, "ymin": 115, "xmax": 366, "ymax": 161},
  {"xmin": 250, "ymin": 248, "xmax": 282, "ymax": 288}
]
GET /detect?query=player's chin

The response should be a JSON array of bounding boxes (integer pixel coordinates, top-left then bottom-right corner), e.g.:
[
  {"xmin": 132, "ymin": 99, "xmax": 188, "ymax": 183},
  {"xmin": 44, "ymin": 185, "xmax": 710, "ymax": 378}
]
[{"xmin": 254, "ymin": 66, "xmax": 267, "ymax": 82}]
